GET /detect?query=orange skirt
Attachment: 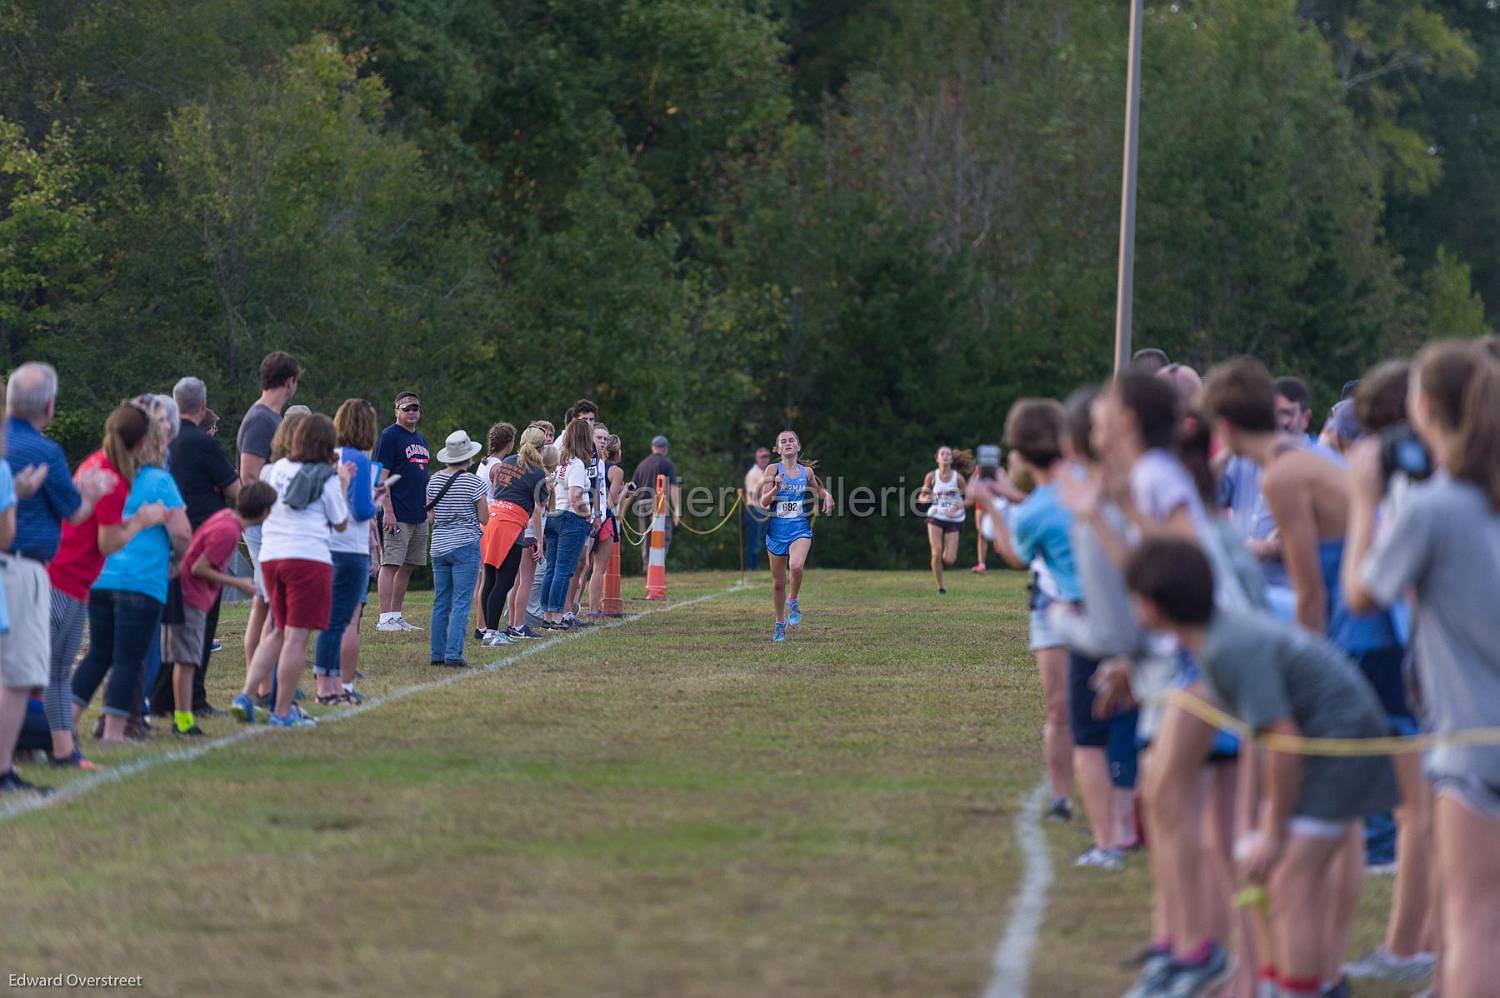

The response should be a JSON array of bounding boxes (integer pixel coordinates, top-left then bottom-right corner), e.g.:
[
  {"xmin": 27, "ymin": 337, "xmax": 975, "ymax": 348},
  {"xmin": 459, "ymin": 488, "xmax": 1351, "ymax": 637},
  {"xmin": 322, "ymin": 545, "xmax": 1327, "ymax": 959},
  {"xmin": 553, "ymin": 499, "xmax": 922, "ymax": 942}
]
[{"xmin": 481, "ymin": 501, "xmax": 531, "ymax": 568}]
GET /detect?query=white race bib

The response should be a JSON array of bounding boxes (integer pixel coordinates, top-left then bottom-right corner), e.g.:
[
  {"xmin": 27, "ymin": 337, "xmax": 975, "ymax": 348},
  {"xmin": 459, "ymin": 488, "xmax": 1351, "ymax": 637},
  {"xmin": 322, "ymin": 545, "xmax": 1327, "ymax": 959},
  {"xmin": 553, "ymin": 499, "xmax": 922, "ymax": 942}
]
[{"xmin": 775, "ymin": 500, "xmax": 804, "ymax": 518}]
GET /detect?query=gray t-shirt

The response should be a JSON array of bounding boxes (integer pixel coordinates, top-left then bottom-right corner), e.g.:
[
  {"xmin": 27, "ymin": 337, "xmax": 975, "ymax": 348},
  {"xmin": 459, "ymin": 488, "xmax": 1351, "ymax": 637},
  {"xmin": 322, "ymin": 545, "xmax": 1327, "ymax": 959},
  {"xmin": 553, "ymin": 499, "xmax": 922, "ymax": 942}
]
[
  {"xmin": 1362, "ymin": 471, "xmax": 1500, "ymax": 786},
  {"xmin": 1201, "ymin": 608, "xmax": 1397, "ymax": 821},
  {"xmin": 236, "ymin": 402, "xmax": 281, "ymax": 463}
]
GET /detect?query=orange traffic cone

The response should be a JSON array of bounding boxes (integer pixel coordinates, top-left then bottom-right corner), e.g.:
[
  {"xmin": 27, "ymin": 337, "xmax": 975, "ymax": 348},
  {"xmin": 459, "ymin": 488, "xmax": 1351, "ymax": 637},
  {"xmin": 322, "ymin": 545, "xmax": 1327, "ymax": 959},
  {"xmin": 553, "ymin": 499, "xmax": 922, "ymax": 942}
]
[
  {"xmin": 603, "ymin": 531, "xmax": 624, "ymax": 616},
  {"xmin": 645, "ymin": 473, "xmax": 668, "ymax": 600}
]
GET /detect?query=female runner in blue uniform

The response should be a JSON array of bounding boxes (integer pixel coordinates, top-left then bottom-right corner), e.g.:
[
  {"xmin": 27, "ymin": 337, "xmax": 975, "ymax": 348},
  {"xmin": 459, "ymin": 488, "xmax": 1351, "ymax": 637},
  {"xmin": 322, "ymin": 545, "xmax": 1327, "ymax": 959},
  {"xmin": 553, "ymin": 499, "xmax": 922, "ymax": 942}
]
[{"xmin": 756, "ymin": 430, "xmax": 834, "ymax": 642}]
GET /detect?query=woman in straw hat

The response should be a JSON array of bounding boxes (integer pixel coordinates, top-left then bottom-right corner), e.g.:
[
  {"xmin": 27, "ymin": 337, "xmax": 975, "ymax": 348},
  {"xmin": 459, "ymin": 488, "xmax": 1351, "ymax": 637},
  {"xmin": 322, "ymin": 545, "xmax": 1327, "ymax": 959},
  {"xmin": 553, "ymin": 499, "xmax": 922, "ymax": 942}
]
[{"xmin": 425, "ymin": 429, "xmax": 489, "ymax": 667}]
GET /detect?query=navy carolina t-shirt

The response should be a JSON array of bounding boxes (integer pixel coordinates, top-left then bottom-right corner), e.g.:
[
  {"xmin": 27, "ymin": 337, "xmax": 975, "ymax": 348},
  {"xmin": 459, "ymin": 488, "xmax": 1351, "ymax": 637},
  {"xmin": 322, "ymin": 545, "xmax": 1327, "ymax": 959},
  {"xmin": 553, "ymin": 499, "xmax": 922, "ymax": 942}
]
[{"xmin": 375, "ymin": 424, "xmax": 431, "ymax": 524}]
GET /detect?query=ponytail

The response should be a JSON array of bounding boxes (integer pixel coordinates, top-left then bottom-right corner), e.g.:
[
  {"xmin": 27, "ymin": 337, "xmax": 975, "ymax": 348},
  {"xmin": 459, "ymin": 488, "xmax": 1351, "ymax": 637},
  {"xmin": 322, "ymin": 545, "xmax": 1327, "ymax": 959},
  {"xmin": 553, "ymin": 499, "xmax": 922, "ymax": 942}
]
[
  {"xmin": 1454, "ymin": 352, "xmax": 1500, "ymax": 511},
  {"xmin": 1417, "ymin": 340, "xmax": 1500, "ymax": 511},
  {"xmin": 950, "ymin": 449, "xmax": 976, "ymax": 476},
  {"xmin": 102, "ymin": 403, "xmax": 151, "ymax": 485},
  {"xmin": 513, "ymin": 426, "xmax": 546, "ymax": 474},
  {"xmin": 1177, "ymin": 408, "xmax": 1217, "ymax": 507}
]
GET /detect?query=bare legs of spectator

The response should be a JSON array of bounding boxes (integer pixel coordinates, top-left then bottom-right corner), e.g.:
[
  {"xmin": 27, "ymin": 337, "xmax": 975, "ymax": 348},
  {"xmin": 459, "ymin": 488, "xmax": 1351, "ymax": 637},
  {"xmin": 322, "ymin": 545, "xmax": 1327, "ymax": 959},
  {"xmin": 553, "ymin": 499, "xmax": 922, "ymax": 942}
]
[
  {"xmin": 0, "ymin": 686, "xmax": 29, "ymax": 774},
  {"xmin": 1322, "ymin": 828, "xmax": 1365, "ymax": 985},
  {"xmin": 244, "ymin": 595, "xmax": 269, "ymax": 676},
  {"xmin": 272, "ymin": 626, "xmax": 313, "ymax": 718},
  {"xmin": 588, "ymin": 534, "xmax": 615, "ymax": 614},
  {"xmin": 1254, "ymin": 827, "xmax": 1359, "ymax": 993},
  {"xmin": 378, "ymin": 563, "xmax": 414, "ymax": 616},
  {"xmin": 172, "ymin": 661, "xmax": 196, "ymax": 728},
  {"xmin": 241, "ymin": 626, "xmax": 283, "ymax": 704},
  {"xmin": 1076, "ymin": 746, "xmax": 1115, "ymax": 852},
  {"xmin": 1385, "ymin": 751, "xmax": 1436, "ymax": 957},
  {"xmin": 1435, "ymin": 791, "xmax": 1500, "ymax": 998},
  {"xmin": 512, "ymin": 550, "xmax": 539, "ymax": 631},
  {"xmin": 1035, "ymin": 646, "xmax": 1072, "ymax": 804},
  {"xmin": 1142, "ymin": 694, "xmax": 1216, "ymax": 964}
]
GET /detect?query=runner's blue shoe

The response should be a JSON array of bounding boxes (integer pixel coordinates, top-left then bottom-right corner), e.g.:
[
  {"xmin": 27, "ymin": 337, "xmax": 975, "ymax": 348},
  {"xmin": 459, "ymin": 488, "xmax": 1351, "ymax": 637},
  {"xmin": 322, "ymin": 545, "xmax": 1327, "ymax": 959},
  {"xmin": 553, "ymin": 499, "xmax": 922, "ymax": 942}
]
[
  {"xmin": 787, "ymin": 599, "xmax": 801, "ymax": 626},
  {"xmin": 773, "ymin": 621, "xmax": 787, "ymax": 643},
  {"xmin": 230, "ymin": 693, "xmax": 257, "ymax": 724}
]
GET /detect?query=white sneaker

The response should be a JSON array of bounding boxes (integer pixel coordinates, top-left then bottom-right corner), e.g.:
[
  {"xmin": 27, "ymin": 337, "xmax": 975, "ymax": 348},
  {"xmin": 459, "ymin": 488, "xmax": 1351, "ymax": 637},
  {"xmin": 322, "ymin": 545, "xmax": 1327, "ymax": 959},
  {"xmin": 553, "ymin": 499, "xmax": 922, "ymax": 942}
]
[
  {"xmin": 1073, "ymin": 846, "xmax": 1124, "ymax": 870},
  {"xmin": 375, "ymin": 618, "xmax": 404, "ymax": 632},
  {"xmin": 1343, "ymin": 946, "xmax": 1435, "ymax": 982},
  {"xmin": 395, "ymin": 616, "xmax": 421, "ymax": 632}
]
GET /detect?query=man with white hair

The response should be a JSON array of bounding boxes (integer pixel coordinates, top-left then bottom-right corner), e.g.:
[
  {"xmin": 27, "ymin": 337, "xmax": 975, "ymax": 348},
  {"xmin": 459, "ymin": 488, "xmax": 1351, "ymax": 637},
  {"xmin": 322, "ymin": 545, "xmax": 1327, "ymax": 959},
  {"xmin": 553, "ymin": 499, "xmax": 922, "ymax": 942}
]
[
  {"xmin": 150, "ymin": 376, "xmax": 241, "ymax": 718},
  {"xmin": 2, "ymin": 362, "xmax": 112, "ymax": 795}
]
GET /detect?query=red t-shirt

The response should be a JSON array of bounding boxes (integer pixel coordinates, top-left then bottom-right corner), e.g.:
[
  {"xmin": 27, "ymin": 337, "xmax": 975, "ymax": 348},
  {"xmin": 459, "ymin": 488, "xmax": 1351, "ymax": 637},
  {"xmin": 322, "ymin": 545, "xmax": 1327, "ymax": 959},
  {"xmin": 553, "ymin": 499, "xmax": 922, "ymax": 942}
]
[
  {"xmin": 47, "ymin": 451, "xmax": 127, "ymax": 602},
  {"xmin": 179, "ymin": 508, "xmax": 244, "ymax": 611}
]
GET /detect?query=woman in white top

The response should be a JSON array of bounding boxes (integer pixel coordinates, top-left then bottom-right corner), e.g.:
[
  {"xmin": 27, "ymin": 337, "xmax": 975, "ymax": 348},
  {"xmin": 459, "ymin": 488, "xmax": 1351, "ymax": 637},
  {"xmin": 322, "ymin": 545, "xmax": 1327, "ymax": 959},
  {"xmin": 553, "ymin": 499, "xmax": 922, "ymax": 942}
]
[
  {"xmin": 315, "ymin": 400, "xmax": 381, "ymax": 705},
  {"xmin": 539, "ymin": 418, "xmax": 595, "ymax": 629},
  {"xmin": 916, "ymin": 446, "xmax": 969, "ymax": 594},
  {"xmin": 232, "ymin": 414, "xmax": 351, "ymax": 728}
]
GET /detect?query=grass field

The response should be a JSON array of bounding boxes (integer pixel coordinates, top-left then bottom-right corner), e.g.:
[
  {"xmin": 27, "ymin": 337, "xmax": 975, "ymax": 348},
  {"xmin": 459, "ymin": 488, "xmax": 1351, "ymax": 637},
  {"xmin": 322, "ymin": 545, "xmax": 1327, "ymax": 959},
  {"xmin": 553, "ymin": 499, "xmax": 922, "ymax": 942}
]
[{"xmin": 1, "ymin": 569, "xmax": 1407, "ymax": 996}]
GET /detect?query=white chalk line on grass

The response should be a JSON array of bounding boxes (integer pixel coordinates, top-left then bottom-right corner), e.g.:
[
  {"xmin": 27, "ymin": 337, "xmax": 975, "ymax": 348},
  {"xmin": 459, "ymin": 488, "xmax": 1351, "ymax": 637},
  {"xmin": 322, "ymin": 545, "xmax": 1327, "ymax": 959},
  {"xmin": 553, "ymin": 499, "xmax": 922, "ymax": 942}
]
[
  {"xmin": 982, "ymin": 779, "xmax": 1053, "ymax": 998},
  {"xmin": 0, "ymin": 580, "xmax": 748, "ymax": 826}
]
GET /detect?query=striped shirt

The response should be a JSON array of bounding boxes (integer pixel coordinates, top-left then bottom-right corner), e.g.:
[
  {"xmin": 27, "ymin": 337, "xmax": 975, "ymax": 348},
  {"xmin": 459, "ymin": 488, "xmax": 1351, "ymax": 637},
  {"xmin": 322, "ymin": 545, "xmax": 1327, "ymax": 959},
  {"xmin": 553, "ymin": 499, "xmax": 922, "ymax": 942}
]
[{"xmin": 425, "ymin": 470, "xmax": 486, "ymax": 556}]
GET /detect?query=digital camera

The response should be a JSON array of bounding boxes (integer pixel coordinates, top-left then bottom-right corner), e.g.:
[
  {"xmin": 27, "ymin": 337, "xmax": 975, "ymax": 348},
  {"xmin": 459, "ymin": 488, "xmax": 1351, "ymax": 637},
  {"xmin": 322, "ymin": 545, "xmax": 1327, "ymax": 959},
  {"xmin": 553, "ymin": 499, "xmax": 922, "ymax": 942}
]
[
  {"xmin": 1379, "ymin": 423, "xmax": 1433, "ymax": 484},
  {"xmin": 977, "ymin": 444, "xmax": 1002, "ymax": 471}
]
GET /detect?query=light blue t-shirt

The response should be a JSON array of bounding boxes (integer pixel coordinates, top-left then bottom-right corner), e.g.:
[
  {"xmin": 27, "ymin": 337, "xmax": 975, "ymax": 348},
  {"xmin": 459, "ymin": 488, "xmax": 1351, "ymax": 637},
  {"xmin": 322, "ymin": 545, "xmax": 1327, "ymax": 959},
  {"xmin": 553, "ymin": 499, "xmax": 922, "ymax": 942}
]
[
  {"xmin": 0, "ymin": 461, "xmax": 14, "ymax": 634},
  {"xmin": 94, "ymin": 466, "xmax": 185, "ymax": 603},
  {"xmin": 1011, "ymin": 484, "xmax": 1083, "ymax": 602}
]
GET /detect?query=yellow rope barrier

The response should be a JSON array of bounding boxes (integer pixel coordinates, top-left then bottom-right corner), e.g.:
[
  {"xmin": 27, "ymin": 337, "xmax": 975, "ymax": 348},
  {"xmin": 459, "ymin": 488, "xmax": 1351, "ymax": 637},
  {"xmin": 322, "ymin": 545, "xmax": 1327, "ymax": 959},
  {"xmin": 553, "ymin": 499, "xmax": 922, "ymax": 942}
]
[
  {"xmin": 676, "ymin": 493, "xmax": 744, "ymax": 536},
  {"xmin": 619, "ymin": 516, "xmax": 648, "ymax": 545},
  {"xmin": 1166, "ymin": 689, "xmax": 1500, "ymax": 757}
]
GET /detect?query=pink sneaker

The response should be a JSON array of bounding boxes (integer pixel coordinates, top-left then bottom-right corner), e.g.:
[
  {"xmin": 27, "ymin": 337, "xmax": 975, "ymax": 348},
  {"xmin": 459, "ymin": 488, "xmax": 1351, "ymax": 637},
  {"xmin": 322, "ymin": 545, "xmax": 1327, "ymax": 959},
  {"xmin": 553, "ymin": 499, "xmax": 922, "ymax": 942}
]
[{"xmin": 971, "ymin": 563, "xmax": 988, "ymax": 574}]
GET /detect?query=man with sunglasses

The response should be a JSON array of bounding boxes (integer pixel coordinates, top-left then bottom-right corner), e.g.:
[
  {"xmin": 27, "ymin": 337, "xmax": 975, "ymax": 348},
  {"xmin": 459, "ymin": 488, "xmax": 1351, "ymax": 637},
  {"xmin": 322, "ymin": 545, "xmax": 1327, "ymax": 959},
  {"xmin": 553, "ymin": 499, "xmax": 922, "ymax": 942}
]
[{"xmin": 375, "ymin": 391, "xmax": 431, "ymax": 632}]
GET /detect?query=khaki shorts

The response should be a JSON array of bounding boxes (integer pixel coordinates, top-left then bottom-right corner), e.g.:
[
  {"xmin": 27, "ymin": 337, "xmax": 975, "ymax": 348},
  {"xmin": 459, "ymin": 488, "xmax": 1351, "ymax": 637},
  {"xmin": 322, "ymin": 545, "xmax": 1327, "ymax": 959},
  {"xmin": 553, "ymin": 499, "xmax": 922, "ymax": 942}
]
[
  {"xmin": 381, "ymin": 520, "xmax": 430, "ymax": 567},
  {"xmin": 0, "ymin": 555, "xmax": 51, "ymax": 688},
  {"xmin": 164, "ymin": 605, "xmax": 209, "ymax": 666}
]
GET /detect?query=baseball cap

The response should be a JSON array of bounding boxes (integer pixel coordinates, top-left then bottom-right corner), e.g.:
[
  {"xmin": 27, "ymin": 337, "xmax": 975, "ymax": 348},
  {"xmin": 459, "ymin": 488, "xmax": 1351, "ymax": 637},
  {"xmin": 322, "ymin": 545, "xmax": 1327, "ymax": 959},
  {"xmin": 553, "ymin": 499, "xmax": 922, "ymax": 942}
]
[
  {"xmin": 394, "ymin": 391, "xmax": 419, "ymax": 407},
  {"xmin": 1328, "ymin": 399, "xmax": 1362, "ymax": 442},
  {"xmin": 652, "ymin": 435, "xmax": 669, "ymax": 448}
]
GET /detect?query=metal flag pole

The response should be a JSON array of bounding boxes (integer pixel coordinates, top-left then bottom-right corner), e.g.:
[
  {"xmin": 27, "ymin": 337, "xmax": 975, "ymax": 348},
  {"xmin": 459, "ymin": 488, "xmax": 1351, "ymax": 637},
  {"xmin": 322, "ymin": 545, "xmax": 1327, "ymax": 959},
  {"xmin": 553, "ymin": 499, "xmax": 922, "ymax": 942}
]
[{"xmin": 1113, "ymin": 0, "xmax": 1144, "ymax": 375}]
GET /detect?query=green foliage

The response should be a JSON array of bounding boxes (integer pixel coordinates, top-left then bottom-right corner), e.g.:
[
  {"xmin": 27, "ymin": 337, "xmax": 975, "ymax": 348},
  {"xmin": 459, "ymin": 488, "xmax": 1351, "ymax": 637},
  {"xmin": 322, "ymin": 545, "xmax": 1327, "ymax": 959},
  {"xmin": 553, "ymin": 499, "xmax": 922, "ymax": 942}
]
[
  {"xmin": 1297, "ymin": 0, "xmax": 1477, "ymax": 194},
  {"xmin": 0, "ymin": 0, "xmax": 1492, "ymax": 566},
  {"xmin": 1421, "ymin": 247, "xmax": 1490, "ymax": 341},
  {"xmin": 0, "ymin": 119, "xmax": 98, "ymax": 367}
]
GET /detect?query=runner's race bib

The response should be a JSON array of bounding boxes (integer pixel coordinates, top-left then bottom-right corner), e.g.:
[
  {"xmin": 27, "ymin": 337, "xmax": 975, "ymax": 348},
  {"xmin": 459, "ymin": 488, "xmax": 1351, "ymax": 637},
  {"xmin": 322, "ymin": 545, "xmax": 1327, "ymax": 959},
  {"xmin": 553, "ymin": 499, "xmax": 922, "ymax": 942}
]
[{"xmin": 775, "ymin": 499, "xmax": 805, "ymax": 518}]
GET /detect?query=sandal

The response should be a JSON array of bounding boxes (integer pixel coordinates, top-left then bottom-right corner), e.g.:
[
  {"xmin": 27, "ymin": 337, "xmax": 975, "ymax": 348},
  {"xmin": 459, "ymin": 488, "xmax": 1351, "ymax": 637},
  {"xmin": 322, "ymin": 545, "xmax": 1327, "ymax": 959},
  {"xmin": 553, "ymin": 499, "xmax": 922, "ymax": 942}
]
[
  {"xmin": 50, "ymin": 750, "xmax": 103, "ymax": 771},
  {"xmin": 315, "ymin": 692, "xmax": 353, "ymax": 707}
]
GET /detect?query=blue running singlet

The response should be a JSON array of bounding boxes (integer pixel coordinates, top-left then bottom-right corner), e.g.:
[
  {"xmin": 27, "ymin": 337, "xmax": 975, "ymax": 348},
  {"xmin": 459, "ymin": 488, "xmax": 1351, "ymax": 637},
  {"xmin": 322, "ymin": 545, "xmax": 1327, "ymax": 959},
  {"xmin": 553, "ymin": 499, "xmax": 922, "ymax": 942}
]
[{"xmin": 766, "ymin": 463, "xmax": 815, "ymax": 556}]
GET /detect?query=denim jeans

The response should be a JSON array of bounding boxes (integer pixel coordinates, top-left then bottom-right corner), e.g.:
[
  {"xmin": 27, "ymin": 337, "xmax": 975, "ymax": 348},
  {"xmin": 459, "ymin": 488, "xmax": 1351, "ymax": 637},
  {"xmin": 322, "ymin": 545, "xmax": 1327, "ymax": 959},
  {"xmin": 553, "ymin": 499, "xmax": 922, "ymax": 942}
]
[
  {"xmin": 141, "ymin": 624, "xmax": 163, "ymax": 711},
  {"xmin": 527, "ymin": 550, "xmax": 547, "ymax": 626},
  {"xmin": 744, "ymin": 510, "xmax": 769, "ymax": 570},
  {"xmin": 314, "ymin": 552, "xmax": 370, "ymax": 676},
  {"xmin": 541, "ymin": 513, "xmax": 590, "ymax": 614},
  {"xmin": 430, "ymin": 543, "xmax": 481, "ymax": 662},
  {"xmin": 71, "ymin": 588, "xmax": 164, "ymax": 719}
]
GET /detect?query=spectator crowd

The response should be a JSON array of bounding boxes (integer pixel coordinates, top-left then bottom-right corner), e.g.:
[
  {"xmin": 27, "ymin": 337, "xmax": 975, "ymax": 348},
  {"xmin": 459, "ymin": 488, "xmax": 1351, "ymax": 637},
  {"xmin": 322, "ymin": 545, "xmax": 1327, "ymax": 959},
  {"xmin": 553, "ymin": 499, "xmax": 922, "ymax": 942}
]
[
  {"xmin": 971, "ymin": 339, "xmax": 1500, "ymax": 998},
  {"xmin": 0, "ymin": 351, "xmax": 654, "ymax": 776},
  {"xmin": 4, "ymin": 336, "xmax": 1500, "ymax": 998}
]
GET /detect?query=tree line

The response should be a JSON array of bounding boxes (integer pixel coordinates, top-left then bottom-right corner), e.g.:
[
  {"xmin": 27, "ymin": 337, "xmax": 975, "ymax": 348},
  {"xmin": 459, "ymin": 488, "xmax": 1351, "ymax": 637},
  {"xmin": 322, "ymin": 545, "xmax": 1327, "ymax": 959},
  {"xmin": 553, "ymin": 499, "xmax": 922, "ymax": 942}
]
[{"xmin": 1, "ymin": 0, "xmax": 1493, "ymax": 568}]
